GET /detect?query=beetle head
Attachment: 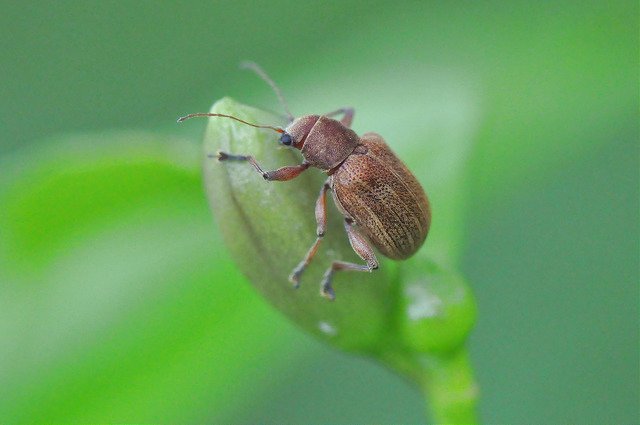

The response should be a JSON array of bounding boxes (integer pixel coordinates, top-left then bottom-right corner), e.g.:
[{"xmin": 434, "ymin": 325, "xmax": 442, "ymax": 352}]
[{"xmin": 281, "ymin": 115, "xmax": 320, "ymax": 150}]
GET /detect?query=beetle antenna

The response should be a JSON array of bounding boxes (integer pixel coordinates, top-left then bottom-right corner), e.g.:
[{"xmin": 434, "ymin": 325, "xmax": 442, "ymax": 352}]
[
  {"xmin": 240, "ymin": 61, "xmax": 294, "ymax": 122},
  {"xmin": 177, "ymin": 113, "xmax": 284, "ymax": 134}
]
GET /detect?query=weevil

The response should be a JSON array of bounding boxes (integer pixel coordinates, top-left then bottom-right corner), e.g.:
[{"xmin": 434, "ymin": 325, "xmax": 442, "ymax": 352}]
[{"xmin": 179, "ymin": 62, "xmax": 431, "ymax": 300}]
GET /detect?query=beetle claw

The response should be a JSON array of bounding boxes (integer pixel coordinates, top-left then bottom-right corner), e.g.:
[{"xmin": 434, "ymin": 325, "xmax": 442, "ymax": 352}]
[
  {"xmin": 288, "ymin": 270, "xmax": 302, "ymax": 289},
  {"xmin": 320, "ymin": 281, "xmax": 336, "ymax": 301}
]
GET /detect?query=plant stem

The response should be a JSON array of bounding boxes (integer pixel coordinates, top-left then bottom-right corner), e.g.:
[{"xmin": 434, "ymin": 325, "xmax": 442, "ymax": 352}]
[
  {"xmin": 380, "ymin": 345, "xmax": 479, "ymax": 424},
  {"xmin": 419, "ymin": 348, "xmax": 479, "ymax": 424}
]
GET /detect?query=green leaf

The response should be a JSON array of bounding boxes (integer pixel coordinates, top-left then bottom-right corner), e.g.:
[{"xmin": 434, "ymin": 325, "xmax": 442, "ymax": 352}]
[{"xmin": 0, "ymin": 133, "xmax": 307, "ymax": 423}]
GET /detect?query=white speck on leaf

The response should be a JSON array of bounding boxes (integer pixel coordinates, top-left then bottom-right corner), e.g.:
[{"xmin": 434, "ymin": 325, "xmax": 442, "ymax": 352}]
[
  {"xmin": 406, "ymin": 282, "xmax": 443, "ymax": 320},
  {"xmin": 318, "ymin": 321, "xmax": 337, "ymax": 336}
]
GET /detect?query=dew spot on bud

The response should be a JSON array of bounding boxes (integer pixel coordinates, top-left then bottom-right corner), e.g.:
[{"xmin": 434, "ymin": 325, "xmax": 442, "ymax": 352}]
[
  {"xmin": 318, "ymin": 321, "xmax": 338, "ymax": 336},
  {"xmin": 405, "ymin": 281, "xmax": 443, "ymax": 320}
]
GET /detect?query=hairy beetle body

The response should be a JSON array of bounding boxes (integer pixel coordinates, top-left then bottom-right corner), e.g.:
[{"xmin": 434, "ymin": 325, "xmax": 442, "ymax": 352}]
[{"xmin": 331, "ymin": 133, "xmax": 430, "ymax": 260}]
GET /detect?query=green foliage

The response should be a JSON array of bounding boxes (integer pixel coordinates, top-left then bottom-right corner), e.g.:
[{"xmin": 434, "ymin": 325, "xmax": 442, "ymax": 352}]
[
  {"xmin": 0, "ymin": 134, "xmax": 295, "ymax": 423},
  {"xmin": 0, "ymin": 98, "xmax": 480, "ymax": 423},
  {"xmin": 1, "ymin": 1, "xmax": 637, "ymax": 423}
]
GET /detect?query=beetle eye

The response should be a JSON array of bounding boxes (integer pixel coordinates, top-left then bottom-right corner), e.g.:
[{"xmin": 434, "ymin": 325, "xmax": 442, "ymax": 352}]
[{"xmin": 279, "ymin": 133, "xmax": 293, "ymax": 146}]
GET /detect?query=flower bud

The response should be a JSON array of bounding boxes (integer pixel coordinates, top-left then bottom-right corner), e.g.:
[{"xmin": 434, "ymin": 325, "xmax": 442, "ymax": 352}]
[{"xmin": 203, "ymin": 98, "xmax": 395, "ymax": 352}]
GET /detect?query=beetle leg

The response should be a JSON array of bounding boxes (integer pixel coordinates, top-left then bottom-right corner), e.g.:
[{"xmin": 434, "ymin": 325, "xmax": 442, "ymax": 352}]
[
  {"xmin": 322, "ymin": 107, "xmax": 355, "ymax": 128},
  {"xmin": 217, "ymin": 151, "xmax": 310, "ymax": 181},
  {"xmin": 289, "ymin": 179, "xmax": 330, "ymax": 287},
  {"xmin": 320, "ymin": 218, "xmax": 379, "ymax": 300}
]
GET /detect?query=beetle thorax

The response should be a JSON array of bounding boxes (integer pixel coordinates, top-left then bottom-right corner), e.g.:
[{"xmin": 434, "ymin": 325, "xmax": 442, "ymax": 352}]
[{"xmin": 289, "ymin": 115, "xmax": 360, "ymax": 171}]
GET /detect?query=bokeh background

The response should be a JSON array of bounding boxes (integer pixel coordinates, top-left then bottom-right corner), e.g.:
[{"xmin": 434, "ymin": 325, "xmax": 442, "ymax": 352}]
[{"xmin": 1, "ymin": 1, "xmax": 638, "ymax": 424}]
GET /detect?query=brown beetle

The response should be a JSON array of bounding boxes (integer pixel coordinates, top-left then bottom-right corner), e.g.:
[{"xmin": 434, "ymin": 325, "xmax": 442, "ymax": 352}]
[{"xmin": 179, "ymin": 62, "xmax": 431, "ymax": 300}]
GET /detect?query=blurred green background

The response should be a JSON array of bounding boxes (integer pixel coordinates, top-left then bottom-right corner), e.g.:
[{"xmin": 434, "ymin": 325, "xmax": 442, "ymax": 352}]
[{"xmin": 1, "ymin": 1, "xmax": 637, "ymax": 424}]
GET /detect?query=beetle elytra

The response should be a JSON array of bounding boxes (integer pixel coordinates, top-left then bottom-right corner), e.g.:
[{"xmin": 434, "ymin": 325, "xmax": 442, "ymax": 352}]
[{"xmin": 178, "ymin": 62, "xmax": 431, "ymax": 300}]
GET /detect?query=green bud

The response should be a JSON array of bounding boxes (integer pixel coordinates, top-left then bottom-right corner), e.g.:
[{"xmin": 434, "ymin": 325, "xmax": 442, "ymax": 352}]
[
  {"xmin": 201, "ymin": 98, "xmax": 479, "ymax": 423},
  {"xmin": 398, "ymin": 258, "xmax": 476, "ymax": 355},
  {"xmin": 203, "ymin": 97, "xmax": 395, "ymax": 352}
]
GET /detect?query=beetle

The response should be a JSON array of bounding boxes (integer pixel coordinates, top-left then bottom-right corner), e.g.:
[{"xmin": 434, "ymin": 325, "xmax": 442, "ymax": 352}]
[{"xmin": 179, "ymin": 62, "xmax": 431, "ymax": 300}]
